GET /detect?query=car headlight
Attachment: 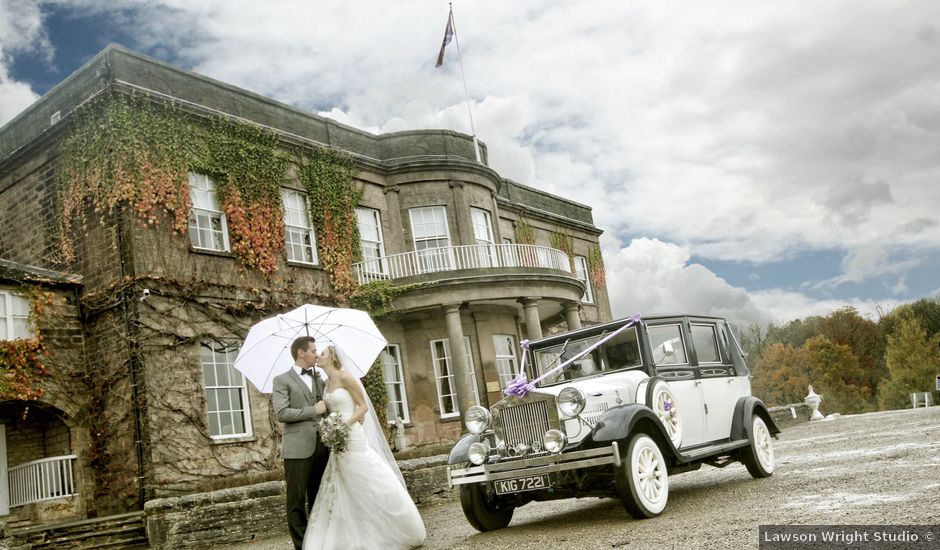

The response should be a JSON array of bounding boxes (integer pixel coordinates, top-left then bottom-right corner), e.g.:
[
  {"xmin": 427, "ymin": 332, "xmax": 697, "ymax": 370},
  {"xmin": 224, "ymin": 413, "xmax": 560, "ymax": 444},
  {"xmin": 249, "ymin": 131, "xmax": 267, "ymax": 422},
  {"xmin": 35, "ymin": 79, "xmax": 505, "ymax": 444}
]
[
  {"xmin": 544, "ymin": 429, "xmax": 567, "ymax": 453},
  {"xmin": 464, "ymin": 406, "xmax": 491, "ymax": 434},
  {"xmin": 558, "ymin": 387, "xmax": 586, "ymax": 418},
  {"xmin": 468, "ymin": 441, "xmax": 489, "ymax": 465}
]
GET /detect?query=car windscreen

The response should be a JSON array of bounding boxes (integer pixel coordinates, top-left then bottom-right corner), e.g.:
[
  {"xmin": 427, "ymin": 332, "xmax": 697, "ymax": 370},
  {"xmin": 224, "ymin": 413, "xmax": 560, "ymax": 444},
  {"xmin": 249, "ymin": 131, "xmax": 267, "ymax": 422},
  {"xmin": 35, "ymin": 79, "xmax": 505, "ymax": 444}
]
[{"xmin": 532, "ymin": 327, "xmax": 641, "ymax": 386}]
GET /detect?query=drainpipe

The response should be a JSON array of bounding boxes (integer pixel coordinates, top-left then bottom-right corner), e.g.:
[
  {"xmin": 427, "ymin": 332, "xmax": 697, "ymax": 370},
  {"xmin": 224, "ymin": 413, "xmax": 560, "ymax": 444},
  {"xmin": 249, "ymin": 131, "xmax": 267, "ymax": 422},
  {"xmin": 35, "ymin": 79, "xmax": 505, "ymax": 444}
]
[{"xmin": 115, "ymin": 205, "xmax": 147, "ymax": 510}]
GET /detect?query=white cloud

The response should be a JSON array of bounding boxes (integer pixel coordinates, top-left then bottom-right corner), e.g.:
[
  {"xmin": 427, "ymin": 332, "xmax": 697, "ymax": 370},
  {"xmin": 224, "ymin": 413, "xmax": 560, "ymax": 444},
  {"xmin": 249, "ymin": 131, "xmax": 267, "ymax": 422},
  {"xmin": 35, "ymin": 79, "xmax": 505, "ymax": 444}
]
[
  {"xmin": 816, "ymin": 246, "xmax": 923, "ymax": 289},
  {"xmin": 0, "ymin": 0, "xmax": 46, "ymax": 125},
  {"xmin": 603, "ymin": 236, "xmax": 772, "ymax": 326},
  {"xmin": 4, "ymin": 0, "xmax": 939, "ymax": 324},
  {"xmin": 749, "ymin": 289, "xmax": 902, "ymax": 325}
]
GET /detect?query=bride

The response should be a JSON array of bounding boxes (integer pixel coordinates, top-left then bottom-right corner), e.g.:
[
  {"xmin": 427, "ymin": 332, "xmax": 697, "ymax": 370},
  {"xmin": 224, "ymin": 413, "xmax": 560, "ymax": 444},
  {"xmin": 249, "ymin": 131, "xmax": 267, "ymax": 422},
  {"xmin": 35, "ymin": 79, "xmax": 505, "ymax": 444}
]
[{"xmin": 303, "ymin": 346, "xmax": 427, "ymax": 550}]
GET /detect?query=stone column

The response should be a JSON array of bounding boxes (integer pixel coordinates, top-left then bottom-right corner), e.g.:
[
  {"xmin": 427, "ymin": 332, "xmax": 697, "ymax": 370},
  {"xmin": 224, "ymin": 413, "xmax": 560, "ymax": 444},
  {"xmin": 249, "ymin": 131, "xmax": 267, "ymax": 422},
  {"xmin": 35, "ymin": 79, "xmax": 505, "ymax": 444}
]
[
  {"xmin": 450, "ymin": 180, "xmax": 474, "ymax": 245},
  {"xmin": 519, "ymin": 297, "xmax": 543, "ymax": 340},
  {"xmin": 444, "ymin": 303, "xmax": 475, "ymax": 416},
  {"xmin": 382, "ymin": 186, "xmax": 404, "ymax": 252},
  {"xmin": 563, "ymin": 301, "xmax": 582, "ymax": 330}
]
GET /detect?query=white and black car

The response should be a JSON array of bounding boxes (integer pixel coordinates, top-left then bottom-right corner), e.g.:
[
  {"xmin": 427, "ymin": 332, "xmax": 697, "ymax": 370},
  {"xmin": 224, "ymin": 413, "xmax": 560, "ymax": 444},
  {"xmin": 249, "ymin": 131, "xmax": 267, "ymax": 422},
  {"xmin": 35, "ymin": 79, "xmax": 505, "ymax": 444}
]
[{"xmin": 447, "ymin": 314, "xmax": 780, "ymax": 531}]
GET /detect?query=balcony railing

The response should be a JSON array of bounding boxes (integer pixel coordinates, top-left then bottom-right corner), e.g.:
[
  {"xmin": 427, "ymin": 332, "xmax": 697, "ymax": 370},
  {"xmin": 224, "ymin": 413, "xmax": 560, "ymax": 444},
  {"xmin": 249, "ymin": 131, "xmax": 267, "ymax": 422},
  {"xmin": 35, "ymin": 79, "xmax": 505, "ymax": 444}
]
[
  {"xmin": 353, "ymin": 243, "xmax": 573, "ymax": 285},
  {"xmin": 8, "ymin": 455, "xmax": 78, "ymax": 508}
]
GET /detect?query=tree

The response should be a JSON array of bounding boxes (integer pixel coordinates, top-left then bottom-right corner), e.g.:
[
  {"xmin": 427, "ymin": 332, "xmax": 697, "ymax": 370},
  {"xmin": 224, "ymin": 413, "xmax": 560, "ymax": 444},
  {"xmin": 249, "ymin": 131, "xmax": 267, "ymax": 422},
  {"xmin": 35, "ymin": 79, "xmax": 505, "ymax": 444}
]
[
  {"xmin": 814, "ymin": 307, "xmax": 886, "ymax": 403},
  {"xmin": 878, "ymin": 317, "xmax": 940, "ymax": 410},
  {"xmin": 767, "ymin": 317, "xmax": 820, "ymax": 348},
  {"xmin": 750, "ymin": 343, "xmax": 813, "ymax": 407},
  {"xmin": 742, "ymin": 317, "xmax": 819, "ymax": 369},
  {"xmin": 879, "ymin": 297, "xmax": 940, "ymax": 341},
  {"xmin": 803, "ymin": 336, "xmax": 875, "ymax": 414}
]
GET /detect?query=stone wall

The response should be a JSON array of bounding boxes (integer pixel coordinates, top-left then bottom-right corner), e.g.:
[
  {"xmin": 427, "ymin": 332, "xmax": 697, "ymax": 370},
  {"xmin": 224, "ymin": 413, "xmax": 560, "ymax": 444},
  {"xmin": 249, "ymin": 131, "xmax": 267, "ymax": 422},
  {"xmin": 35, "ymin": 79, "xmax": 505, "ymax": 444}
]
[
  {"xmin": 144, "ymin": 481, "xmax": 286, "ymax": 549},
  {"xmin": 768, "ymin": 403, "xmax": 813, "ymax": 429},
  {"xmin": 143, "ymin": 456, "xmax": 456, "ymax": 549},
  {"xmin": 398, "ymin": 454, "xmax": 454, "ymax": 504}
]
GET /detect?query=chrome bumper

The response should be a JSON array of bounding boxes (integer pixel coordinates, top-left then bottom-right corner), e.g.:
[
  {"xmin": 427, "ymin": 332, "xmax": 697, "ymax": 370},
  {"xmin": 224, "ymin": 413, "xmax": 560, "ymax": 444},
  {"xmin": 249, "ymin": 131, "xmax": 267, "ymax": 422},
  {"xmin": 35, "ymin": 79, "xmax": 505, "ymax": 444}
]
[{"xmin": 447, "ymin": 442, "xmax": 621, "ymax": 488}]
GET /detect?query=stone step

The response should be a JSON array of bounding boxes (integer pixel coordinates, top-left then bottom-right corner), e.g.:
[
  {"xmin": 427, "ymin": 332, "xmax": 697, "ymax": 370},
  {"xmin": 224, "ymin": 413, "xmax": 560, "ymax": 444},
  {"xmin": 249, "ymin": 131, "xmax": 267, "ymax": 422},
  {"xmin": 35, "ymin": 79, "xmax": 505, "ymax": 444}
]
[
  {"xmin": 12, "ymin": 511, "xmax": 143, "ymax": 537},
  {"xmin": 13, "ymin": 512, "xmax": 148, "ymax": 550}
]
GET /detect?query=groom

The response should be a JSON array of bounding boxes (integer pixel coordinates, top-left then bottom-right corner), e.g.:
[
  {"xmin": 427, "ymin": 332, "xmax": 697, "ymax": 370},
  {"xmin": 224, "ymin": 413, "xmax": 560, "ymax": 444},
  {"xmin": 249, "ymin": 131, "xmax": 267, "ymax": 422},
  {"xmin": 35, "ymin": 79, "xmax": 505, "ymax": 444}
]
[{"xmin": 272, "ymin": 336, "xmax": 331, "ymax": 550}]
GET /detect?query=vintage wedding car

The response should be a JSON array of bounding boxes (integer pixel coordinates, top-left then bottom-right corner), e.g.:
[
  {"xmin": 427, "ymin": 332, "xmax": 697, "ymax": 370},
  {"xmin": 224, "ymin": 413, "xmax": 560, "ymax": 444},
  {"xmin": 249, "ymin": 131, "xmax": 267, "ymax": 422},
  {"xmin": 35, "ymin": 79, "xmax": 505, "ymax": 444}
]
[{"xmin": 447, "ymin": 314, "xmax": 780, "ymax": 531}]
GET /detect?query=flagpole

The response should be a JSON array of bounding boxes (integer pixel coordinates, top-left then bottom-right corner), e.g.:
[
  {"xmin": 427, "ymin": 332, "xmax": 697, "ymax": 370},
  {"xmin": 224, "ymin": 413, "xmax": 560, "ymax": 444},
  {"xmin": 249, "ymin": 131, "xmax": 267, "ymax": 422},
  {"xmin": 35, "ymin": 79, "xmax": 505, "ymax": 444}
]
[{"xmin": 448, "ymin": 4, "xmax": 482, "ymax": 163}]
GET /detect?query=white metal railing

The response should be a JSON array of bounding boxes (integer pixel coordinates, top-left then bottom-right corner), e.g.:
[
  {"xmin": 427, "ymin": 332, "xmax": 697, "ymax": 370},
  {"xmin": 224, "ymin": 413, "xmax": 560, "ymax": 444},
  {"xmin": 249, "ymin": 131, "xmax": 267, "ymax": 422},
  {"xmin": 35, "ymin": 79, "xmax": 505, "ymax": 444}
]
[
  {"xmin": 8, "ymin": 455, "xmax": 77, "ymax": 508},
  {"xmin": 353, "ymin": 244, "xmax": 573, "ymax": 285}
]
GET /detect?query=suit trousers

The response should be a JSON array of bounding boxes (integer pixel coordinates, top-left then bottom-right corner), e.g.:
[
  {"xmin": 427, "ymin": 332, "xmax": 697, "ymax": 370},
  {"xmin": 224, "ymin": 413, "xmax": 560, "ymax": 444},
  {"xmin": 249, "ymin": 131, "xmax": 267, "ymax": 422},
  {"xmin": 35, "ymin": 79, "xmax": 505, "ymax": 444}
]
[{"xmin": 284, "ymin": 440, "xmax": 331, "ymax": 550}]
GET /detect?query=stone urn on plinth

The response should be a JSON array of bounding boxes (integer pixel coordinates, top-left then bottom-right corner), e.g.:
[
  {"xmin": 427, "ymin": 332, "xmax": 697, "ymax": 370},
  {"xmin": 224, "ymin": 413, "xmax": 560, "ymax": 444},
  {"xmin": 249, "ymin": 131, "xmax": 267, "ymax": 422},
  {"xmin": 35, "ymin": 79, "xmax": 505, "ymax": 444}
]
[{"xmin": 804, "ymin": 385, "xmax": 824, "ymax": 420}]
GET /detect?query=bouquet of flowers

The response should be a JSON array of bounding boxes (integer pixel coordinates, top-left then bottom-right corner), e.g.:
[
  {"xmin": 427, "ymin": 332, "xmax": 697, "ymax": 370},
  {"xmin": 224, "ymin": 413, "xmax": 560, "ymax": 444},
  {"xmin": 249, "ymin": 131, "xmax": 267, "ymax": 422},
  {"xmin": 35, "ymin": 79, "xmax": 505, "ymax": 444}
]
[{"xmin": 318, "ymin": 412, "xmax": 350, "ymax": 454}]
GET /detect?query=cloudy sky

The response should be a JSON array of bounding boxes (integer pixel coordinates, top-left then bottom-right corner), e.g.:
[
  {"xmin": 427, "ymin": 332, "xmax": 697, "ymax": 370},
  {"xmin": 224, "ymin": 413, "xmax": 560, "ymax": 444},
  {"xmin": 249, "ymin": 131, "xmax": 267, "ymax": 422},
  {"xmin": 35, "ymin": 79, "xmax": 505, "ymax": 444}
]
[{"xmin": 2, "ymin": 0, "xmax": 938, "ymax": 327}]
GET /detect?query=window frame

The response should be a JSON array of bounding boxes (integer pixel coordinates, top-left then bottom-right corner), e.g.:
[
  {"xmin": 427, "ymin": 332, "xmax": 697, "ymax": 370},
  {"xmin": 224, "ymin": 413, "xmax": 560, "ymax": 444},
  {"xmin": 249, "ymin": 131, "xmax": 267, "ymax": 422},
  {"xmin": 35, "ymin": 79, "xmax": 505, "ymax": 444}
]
[
  {"xmin": 646, "ymin": 323, "xmax": 690, "ymax": 367},
  {"xmin": 281, "ymin": 188, "xmax": 319, "ymax": 265},
  {"xmin": 0, "ymin": 291, "xmax": 31, "ymax": 341},
  {"xmin": 356, "ymin": 207, "xmax": 388, "ymax": 276},
  {"xmin": 200, "ymin": 340, "xmax": 253, "ymax": 440},
  {"xmin": 429, "ymin": 336, "xmax": 480, "ymax": 418},
  {"xmin": 470, "ymin": 207, "xmax": 497, "ymax": 267},
  {"xmin": 573, "ymin": 255, "xmax": 594, "ymax": 304},
  {"xmin": 409, "ymin": 206, "xmax": 453, "ymax": 273},
  {"xmin": 188, "ymin": 172, "xmax": 231, "ymax": 253},
  {"xmin": 381, "ymin": 344, "xmax": 410, "ymax": 424},
  {"xmin": 492, "ymin": 334, "xmax": 519, "ymax": 389},
  {"xmin": 690, "ymin": 323, "xmax": 723, "ymax": 365}
]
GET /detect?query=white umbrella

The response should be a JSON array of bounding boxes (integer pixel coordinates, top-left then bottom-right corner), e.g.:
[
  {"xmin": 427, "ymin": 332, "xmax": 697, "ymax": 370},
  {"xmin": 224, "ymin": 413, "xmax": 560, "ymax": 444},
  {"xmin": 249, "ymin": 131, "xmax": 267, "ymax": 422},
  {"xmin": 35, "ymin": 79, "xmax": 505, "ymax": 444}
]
[{"xmin": 232, "ymin": 304, "xmax": 387, "ymax": 393}]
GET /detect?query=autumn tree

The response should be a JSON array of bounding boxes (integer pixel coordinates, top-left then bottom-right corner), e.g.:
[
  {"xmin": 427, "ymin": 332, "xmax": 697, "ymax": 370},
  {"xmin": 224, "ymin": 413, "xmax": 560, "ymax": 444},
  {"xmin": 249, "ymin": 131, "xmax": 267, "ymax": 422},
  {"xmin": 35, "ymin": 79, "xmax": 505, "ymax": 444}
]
[
  {"xmin": 742, "ymin": 317, "xmax": 819, "ymax": 368},
  {"xmin": 803, "ymin": 336, "xmax": 876, "ymax": 414},
  {"xmin": 878, "ymin": 317, "xmax": 940, "ymax": 410},
  {"xmin": 879, "ymin": 297, "xmax": 940, "ymax": 341},
  {"xmin": 813, "ymin": 307, "xmax": 886, "ymax": 403},
  {"xmin": 750, "ymin": 343, "xmax": 813, "ymax": 406}
]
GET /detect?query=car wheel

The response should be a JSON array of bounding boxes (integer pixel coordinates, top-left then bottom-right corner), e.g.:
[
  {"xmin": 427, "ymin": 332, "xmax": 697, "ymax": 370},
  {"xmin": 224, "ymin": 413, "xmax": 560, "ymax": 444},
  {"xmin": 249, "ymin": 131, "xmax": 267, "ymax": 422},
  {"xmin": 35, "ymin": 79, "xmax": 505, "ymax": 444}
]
[
  {"xmin": 459, "ymin": 482, "xmax": 514, "ymax": 532},
  {"xmin": 615, "ymin": 433, "xmax": 670, "ymax": 519},
  {"xmin": 741, "ymin": 415, "xmax": 775, "ymax": 478},
  {"xmin": 649, "ymin": 381, "xmax": 682, "ymax": 448}
]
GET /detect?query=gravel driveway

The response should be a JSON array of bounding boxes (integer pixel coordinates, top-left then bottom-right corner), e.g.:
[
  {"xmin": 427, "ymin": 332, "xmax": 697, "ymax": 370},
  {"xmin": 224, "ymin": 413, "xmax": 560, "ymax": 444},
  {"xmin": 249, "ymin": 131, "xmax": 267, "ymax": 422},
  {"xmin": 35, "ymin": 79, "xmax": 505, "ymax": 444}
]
[{"xmin": 224, "ymin": 407, "xmax": 940, "ymax": 549}]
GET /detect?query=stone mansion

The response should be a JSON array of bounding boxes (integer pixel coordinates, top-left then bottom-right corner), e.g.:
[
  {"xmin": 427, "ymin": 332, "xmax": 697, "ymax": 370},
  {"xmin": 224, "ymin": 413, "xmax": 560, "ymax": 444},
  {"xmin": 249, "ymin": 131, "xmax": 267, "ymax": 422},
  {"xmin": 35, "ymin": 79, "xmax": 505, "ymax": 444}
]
[{"xmin": 0, "ymin": 45, "xmax": 611, "ymax": 523}]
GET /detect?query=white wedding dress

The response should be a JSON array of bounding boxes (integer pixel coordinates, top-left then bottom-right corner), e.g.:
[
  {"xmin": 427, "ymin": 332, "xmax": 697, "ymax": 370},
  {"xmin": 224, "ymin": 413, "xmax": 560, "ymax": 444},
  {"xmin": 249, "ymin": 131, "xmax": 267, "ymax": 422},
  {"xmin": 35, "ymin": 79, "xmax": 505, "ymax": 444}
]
[{"xmin": 303, "ymin": 388, "xmax": 427, "ymax": 550}]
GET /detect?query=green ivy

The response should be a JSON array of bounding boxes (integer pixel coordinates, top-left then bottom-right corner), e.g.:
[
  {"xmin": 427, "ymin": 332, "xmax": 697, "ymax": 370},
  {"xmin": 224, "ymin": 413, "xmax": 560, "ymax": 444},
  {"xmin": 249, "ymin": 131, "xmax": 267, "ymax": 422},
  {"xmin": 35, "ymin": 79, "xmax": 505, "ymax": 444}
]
[
  {"xmin": 515, "ymin": 215, "xmax": 536, "ymax": 245},
  {"xmin": 0, "ymin": 288, "xmax": 54, "ymax": 401},
  {"xmin": 361, "ymin": 358, "xmax": 390, "ymax": 441},
  {"xmin": 550, "ymin": 230, "xmax": 575, "ymax": 271},
  {"xmin": 348, "ymin": 280, "xmax": 423, "ymax": 319},
  {"xmin": 57, "ymin": 91, "xmax": 356, "ymax": 282},
  {"xmin": 297, "ymin": 148, "xmax": 362, "ymax": 296},
  {"xmin": 587, "ymin": 242, "xmax": 606, "ymax": 289}
]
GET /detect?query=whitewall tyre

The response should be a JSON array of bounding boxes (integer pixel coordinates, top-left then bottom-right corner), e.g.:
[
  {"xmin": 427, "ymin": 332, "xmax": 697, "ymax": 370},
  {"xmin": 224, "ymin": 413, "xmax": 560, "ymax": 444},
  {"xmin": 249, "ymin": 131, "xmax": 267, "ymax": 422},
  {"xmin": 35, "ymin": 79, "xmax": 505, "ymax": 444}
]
[
  {"xmin": 615, "ymin": 433, "xmax": 670, "ymax": 519},
  {"xmin": 741, "ymin": 415, "xmax": 775, "ymax": 478}
]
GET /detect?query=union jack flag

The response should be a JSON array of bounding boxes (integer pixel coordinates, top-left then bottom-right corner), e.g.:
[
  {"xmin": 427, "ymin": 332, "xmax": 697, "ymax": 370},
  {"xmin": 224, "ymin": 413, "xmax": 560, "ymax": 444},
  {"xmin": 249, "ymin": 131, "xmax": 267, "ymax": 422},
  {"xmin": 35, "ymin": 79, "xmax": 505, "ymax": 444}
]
[{"xmin": 435, "ymin": 12, "xmax": 454, "ymax": 68}]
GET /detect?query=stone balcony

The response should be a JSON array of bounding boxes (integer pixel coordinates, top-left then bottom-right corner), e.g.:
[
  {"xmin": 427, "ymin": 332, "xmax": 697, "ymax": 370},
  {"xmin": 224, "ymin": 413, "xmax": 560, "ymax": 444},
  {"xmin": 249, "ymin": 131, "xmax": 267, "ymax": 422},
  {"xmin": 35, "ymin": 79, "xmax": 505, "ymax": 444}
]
[
  {"xmin": 353, "ymin": 243, "xmax": 575, "ymax": 285},
  {"xmin": 352, "ymin": 243, "xmax": 585, "ymax": 323}
]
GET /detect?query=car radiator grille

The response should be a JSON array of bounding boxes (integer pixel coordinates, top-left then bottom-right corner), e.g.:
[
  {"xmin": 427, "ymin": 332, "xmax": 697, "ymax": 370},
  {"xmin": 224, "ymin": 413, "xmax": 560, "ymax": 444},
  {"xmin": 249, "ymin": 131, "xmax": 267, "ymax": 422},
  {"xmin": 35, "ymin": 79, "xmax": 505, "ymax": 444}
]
[{"xmin": 501, "ymin": 400, "xmax": 551, "ymax": 455}]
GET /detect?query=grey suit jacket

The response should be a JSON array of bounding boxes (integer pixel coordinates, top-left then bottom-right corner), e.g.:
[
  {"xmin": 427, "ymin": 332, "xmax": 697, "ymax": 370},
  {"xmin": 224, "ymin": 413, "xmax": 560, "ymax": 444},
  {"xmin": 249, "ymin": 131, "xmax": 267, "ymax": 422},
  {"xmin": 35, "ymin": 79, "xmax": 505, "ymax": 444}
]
[{"xmin": 272, "ymin": 368, "xmax": 326, "ymax": 460}]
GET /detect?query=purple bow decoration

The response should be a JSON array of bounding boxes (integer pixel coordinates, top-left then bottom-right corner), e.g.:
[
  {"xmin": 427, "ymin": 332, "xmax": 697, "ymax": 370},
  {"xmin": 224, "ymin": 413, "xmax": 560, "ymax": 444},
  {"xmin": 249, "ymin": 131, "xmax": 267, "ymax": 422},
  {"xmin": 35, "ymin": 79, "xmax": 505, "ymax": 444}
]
[{"xmin": 504, "ymin": 374, "xmax": 534, "ymax": 398}]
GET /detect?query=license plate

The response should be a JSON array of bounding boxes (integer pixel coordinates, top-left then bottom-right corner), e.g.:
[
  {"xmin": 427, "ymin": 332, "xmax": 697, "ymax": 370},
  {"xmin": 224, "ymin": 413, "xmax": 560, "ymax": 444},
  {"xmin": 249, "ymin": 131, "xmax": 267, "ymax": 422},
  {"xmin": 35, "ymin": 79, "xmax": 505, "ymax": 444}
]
[{"xmin": 494, "ymin": 474, "xmax": 551, "ymax": 495}]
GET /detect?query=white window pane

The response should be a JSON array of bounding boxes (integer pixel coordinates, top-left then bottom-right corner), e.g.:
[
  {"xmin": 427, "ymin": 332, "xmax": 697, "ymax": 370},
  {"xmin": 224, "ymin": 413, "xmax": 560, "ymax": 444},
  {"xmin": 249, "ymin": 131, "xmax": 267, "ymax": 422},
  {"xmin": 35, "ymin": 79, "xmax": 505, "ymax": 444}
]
[
  {"xmin": 11, "ymin": 296, "xmax": 29, "ymax": 316},
  {"xmin": 202, "ymin": 341, "xmax": 250, "ymax": 437},
  {"xmin": 12, "ymin": 318, "xmax": 30, "ymax": 339}
]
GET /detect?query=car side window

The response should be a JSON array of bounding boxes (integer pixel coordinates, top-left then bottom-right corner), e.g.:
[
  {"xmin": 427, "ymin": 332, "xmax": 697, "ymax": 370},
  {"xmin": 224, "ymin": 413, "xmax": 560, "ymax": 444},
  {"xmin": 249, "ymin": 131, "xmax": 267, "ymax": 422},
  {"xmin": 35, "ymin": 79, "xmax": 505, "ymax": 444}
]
[
  {"xmin": 690, "ymin": 323, "xmax": 722, "ymax": 364},
  {"xmin": 647, "ymin": 324, "xmax": 688, "ymax": 365}
]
